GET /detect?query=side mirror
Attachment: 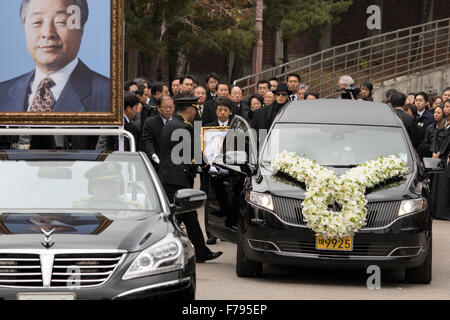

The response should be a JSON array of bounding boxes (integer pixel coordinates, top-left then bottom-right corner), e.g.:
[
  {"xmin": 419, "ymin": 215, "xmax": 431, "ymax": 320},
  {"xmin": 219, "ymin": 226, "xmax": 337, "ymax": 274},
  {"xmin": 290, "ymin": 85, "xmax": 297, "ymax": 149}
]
[
  {"xmin": 225, "ymin": 151, "xmax": 248, "ymax": 165},
  {"xmin": 423, "ymin": 157, "xmax": 445, "ymax": 173},
  {"xmin": 173, "ymin": 189, "xmax": 207, "ymax": 216}
]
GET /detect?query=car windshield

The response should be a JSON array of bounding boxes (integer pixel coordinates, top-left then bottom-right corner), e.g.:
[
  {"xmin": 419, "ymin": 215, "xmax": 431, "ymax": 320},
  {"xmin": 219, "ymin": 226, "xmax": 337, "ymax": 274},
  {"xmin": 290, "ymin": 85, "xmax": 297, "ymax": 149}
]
[
  {"xmin": 0, "ymin": 153, "xmax": 162, "ymax": 216},
  {"xmin": 261, "ymin": 123, "xmax": 412, "ymax": 168}
]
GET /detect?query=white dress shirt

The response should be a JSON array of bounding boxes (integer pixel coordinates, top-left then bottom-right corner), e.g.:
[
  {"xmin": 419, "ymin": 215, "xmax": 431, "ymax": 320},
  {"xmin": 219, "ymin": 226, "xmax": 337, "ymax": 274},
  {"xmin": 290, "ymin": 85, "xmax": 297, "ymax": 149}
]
[
  {"xmin": 218, "ymin": 119, "xmax": 229, "ymax": 127},
  {"xmin": 160, "ymin": 115, "xmax": 172, "ymax": 125},
  {"xmin": 28, "ymin": 58, "xmax": 79, "ymax": 109}
]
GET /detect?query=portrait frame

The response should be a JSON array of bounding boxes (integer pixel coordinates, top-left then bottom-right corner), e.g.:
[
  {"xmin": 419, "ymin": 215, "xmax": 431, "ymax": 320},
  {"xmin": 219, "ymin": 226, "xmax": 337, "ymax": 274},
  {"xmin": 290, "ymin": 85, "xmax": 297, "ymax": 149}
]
[
  {"xmin": 0, "ymin": 0, "xmax": 124, "ymax": 126},
  {"xmin": 201, "ymin": 126, "xmax": 229, "ymax": 163}
]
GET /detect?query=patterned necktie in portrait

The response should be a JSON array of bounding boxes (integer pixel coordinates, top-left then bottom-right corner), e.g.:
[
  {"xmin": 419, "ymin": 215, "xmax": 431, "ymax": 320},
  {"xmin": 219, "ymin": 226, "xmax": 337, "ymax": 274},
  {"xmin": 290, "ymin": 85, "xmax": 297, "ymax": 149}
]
[{"xmin": 28, "ymin": 78, "xmax": 55, "ymax": 112}]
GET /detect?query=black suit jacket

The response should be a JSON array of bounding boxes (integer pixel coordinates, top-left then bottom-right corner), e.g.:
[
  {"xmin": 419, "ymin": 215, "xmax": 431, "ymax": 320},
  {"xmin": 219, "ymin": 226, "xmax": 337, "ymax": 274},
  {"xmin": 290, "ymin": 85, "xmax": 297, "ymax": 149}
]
[
  {"xmin": 394, "ymin": 109, "xmax": 420, "ymax": 148},
  {"xmin": 415, "ymin": 110, "xmax": 434, "ymax": 144},
  {"xmin": 105, "ymin": 117, "xmax": 140, "ymax": 151},
  {"xmin": 159, "ymin": 115, "xmax": 197, "ymax": 188},
  {"xmin": 201, "ymin": 99, "xmax": 217, "ymax": 126},
  {"xmin": 141, "ymin": 115, "xmax": 165, "ymax": 168},
  {"xmin": 232, "ymin": 101, "xmax": 250, "ymax": 122},
  {"xmin": 251, "ymin": 102, "xmax": 285, "ymax": 130},
  {"xmin": 0, "ymin": 60, "xmax": 110, "ymax": 112},
  {"xmin": 205, "ymin": 91, "xmax": 217, "ymax": 102}
]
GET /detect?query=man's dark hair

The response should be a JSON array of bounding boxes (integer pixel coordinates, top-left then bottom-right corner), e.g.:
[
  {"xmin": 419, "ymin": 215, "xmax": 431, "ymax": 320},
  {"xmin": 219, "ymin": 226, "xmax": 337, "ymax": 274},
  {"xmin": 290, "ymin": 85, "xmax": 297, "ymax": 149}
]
[
  {"xmin": 305, "ymin": 90, "xmax": 319, "ymax": 99},
  {"xmin": 180, "ymin": 75, "xmax": 195, "ymax": 85},
  {"xmin": 216, "ymin": 97, "xmax": 232, "ymax": 110},
  {"xmin": 257, "ymin": 80, "xmax": 270, "ymax": 88},
  {"xmin": 205, "ymin": 72, "xmax": 220, "ymax": 84},
  {"xmin": 21, "ymin": 0, "xmax": 89, "ymax": 27},
  {"xmin": 124, "ymin": 93, "xmax": 139, "ymax": 110},
  {"xmin": 287, "ymin": 73, "xmax": 301, "ymax": 82},
  {"xmin": 404, "ymin": 104, "xmax": 418, "ymax": 117},
  {"xmin": 385, "ymin": 89, "xmax": 398, "ymax": 99},
  {"xmin": 389, "ymin": 91, "xmax": 406, "ymax": 108},
  {"xmin": 268, "ymin": 77, "xmax": 279, "ymax": 83},
  {"xmin": 124, "ymin": 80, "xmax": 137, "ymax": 92},
  {"xmin": 444, "ymin": 99, "xmax": 450, "ymax": 105},
  {"xmin": 415, "ymin": 91, "xmax": 430, "ymax": 102},
  {"xmin": 151, "ymin": 81, "xmax": 165, "ymax": 95},
  {"xmin": 215, "ymin": 82, "xmax": 230, "ymax": 92},
  {"xmin": 443, "ymin": 87, "xmax": 450, "ymax": 93},
  {"xmin": 407, "ymin": 92, "xmax": 416, "ymax": 97}
]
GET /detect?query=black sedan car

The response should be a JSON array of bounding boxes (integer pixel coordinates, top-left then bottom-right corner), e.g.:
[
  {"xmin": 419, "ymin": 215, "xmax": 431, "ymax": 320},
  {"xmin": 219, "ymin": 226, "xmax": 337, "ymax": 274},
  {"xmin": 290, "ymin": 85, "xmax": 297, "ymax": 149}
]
[
  {"xmin": 205, "ymin": 100, "xmax": 444, "ymax": 284},
  {"xmin": 0, "ymin": 150, "xmax": 206, "ymax": 300}
]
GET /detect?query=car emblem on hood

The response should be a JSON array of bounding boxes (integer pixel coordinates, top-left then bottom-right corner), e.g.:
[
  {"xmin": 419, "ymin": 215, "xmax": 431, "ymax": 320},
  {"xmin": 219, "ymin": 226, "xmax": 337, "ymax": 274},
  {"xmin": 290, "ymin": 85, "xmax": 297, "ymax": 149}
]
[{"xmin": 41, "ymin": 228, "xmax": 55, "ymax": 249}]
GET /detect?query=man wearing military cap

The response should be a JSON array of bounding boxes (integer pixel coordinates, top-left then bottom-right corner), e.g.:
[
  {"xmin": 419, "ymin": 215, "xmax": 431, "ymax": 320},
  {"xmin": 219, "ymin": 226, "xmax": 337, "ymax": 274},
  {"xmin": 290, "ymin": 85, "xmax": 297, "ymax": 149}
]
[
  {"xmin": 159, "ymin": 97, "xmax": 223, "ymax": 263},
  {"xmin": 74, "ymin": 162, "xmax": 142, "ymax": 210}
]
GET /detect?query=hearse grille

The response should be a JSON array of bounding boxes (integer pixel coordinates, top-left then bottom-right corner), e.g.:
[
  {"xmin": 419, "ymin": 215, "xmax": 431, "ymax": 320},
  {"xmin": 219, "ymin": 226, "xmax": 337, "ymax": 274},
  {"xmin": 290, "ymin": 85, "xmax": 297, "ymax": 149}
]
[
  {"xmin": 272, "ymin": 196, "xmax": 402, "ymax": 229},
  {"xmin": 0, "ymin": 252, "xmax": 124, "ymax": 288}
]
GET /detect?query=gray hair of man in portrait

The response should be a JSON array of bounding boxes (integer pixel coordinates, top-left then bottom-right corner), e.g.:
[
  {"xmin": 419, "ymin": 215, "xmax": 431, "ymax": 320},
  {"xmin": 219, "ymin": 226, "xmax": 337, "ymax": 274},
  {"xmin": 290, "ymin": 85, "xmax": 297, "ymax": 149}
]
[
  {"xmin": 20, "ymin": 0, "xmax": 89, "ymax": 27},
  {"xmin": 338, "ymin": 75, "xmax": 355, "ymax": 87}
]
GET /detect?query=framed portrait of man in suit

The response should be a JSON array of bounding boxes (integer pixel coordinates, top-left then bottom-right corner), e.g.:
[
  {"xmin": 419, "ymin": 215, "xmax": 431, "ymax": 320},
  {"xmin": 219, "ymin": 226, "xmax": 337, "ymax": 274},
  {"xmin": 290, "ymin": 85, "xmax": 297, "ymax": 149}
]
[
  {"xmin": 201, "ymin": 126, "xmax": 228, "ymax": 163},
  {"xmin": 0, "ymin": 0, "xmax": 123, "ymax": 125}
]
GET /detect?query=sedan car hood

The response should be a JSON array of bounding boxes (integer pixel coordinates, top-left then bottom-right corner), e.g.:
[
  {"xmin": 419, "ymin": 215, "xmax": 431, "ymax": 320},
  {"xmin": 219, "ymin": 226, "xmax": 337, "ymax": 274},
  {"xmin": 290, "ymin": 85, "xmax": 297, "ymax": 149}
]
[
  {"xmin": 258, "ymin": 166, "xmax": 412, "ymax": 201},
  {"xmin": 0, "ymin": 212, "xmax": 168, "ymax": 252}
]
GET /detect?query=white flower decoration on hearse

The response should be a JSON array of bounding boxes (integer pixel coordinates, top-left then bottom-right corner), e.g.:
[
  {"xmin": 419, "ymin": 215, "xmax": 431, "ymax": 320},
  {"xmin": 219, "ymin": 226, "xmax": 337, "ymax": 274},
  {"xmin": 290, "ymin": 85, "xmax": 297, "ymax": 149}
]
[{"xmin": 270, "ymin": 152, "xmax": 408, "ymax": 239}]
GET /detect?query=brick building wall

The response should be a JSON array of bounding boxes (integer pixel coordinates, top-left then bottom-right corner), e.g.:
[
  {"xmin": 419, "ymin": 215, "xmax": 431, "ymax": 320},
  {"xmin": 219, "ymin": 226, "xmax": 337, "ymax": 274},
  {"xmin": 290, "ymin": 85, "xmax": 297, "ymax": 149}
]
[{"xmin": 189, "ymin": 1, "xmax": 450, "ymax": 83}]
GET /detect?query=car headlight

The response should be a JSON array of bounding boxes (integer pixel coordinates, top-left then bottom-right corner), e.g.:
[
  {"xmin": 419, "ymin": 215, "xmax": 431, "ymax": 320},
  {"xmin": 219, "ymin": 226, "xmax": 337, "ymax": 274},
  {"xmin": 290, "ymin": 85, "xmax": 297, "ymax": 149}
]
[
  {"xmin": 398, "ymin": 198, "xmax": 427, "ymax": 216},
  {"xmin": 248, "ymin": 191, "xmax": 274, "ymax": 211},
  {"xmin": 122, "ymin": 233, "xmax": 184, "ymax": 280}
]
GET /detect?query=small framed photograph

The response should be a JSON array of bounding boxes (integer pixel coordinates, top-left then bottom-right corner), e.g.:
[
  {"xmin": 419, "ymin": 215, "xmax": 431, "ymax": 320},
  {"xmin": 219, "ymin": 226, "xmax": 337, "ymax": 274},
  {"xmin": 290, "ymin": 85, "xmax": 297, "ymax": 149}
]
[
  {"xmin": 201, "ymin": 126, "xmax": 229, "ymax": 163},
  {"xmin": 0, "ymin": 0, "xmax": 124, "ymax": 125}
]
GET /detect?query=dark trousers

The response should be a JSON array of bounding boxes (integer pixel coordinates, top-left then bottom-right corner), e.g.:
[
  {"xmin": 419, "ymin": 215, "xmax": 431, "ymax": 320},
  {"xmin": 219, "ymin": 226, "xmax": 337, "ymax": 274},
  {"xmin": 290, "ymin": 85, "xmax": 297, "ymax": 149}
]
[
  {"xmin": 200, "ymin": 171, "xmax": 212, "ymax": 238},
  {"xmin": 163, "ymin": 184, "xmax": 211, "ymax": 259}
]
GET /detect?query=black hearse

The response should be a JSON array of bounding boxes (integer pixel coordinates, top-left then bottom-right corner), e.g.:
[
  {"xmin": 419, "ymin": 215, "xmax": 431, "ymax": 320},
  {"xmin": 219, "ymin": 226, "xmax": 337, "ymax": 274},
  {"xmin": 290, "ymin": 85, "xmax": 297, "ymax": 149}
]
[{"xmin": 205, "ymin": 99, "xmax": 444, "ymax": 284}]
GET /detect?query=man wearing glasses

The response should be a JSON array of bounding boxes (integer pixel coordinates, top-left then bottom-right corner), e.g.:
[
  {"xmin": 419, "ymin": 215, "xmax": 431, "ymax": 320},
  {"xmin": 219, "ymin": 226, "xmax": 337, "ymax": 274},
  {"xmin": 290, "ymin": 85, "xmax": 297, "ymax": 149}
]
[
  {"xmin": 141, "ymin": 95, "xmax": 175, "ymax": 172},
  {"xmin": 251, "ymin": 83, "xmax": 290, "ymax": 130}
]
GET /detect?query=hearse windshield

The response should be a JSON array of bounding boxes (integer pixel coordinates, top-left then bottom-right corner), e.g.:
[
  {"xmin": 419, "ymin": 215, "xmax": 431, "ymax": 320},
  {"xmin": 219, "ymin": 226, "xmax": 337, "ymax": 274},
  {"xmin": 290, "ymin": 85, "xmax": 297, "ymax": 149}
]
[{"xmin": 261, "ymin": 123, "xmax": 412, "ymax": 168}]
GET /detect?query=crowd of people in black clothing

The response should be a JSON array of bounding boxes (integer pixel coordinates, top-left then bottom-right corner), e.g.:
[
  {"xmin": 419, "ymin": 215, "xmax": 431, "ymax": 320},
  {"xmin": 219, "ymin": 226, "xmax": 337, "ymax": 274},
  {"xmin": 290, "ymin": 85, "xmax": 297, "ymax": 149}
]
[
  {"xmin": 0, "ymin": 71, "xmax": 448, "ymax": 247},
  {"xmin": 118, "ymin": 73, "xmax": 449, "ymax": 223}
]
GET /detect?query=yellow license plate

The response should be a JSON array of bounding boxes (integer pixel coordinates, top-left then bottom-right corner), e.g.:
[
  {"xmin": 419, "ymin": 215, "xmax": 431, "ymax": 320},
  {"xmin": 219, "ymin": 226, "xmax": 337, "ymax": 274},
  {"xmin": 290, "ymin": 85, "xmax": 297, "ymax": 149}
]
[{"xmin": 316, "ymin": 235, "xmax": 353, "ymax": 251}]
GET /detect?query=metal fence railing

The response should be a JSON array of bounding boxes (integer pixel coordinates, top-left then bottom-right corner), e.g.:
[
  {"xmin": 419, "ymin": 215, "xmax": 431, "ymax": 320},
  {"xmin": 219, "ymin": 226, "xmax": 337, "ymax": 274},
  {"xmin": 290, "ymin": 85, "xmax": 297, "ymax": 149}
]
[{"xmin": 234, "ymin": 18, "xmax": 450, "ymax": 99}]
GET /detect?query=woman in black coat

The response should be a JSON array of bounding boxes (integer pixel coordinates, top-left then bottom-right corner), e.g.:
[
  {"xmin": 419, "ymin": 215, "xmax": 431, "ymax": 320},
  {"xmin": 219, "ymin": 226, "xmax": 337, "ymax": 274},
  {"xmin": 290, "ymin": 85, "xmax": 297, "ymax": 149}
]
[
  {"xmin": 418, "ymin": 105, "xmax": 444, "ymax": 158},
  {"xmin": 430, "ymin": 102, "xmax": 450, "ymax": 219}
]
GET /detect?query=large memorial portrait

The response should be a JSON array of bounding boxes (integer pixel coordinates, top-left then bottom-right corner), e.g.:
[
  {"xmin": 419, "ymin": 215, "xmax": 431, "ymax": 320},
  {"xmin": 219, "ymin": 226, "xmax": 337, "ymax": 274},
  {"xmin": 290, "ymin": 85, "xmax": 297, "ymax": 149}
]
[{"xmin": 0, "ymin": 0, "xmax": 123, "ymax": 125}]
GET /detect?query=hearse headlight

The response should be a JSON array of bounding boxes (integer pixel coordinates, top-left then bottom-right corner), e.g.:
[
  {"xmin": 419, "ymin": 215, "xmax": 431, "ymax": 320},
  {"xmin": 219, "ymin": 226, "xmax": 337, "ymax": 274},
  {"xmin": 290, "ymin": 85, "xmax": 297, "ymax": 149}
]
[
  {"xmin": 398, "ymin": 198, "xmax": 426, "ymax": 216},
  {"xmin": 123, "ymin": 233, "xmax": 184, "ymax": 280},
  {"xmin": 249, "ymin": 191, "xmax": 274, "ymax": 211}
]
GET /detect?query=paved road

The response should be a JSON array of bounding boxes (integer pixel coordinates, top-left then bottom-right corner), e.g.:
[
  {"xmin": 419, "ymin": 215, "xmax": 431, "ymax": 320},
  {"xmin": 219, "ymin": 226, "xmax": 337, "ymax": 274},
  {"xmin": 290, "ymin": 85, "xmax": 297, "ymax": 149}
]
[{"xmin": 195, "ymin": 203, "xmax": 450, "ymax": 300}]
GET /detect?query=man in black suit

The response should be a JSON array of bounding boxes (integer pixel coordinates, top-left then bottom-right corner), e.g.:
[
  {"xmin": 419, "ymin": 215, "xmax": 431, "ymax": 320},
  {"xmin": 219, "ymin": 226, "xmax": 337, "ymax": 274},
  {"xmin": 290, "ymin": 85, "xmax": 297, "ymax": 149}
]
[
  {"xmin": 205, "ymin": 98, "xmax": 233, "ymax": 128},
  {"xmin": 159, "ymin": 97, "xmax": 222, "ymax": 263},
  {"xmin": 202, "ymin": 82, "xmax": 230, "ymax": 125},
  {"xmin": 230, "ymin": 86, "xmax": 250, "ymax": 121},
  {"xmin": 100, "ymin": 93, "xmax": 141, "ymax": 151},
  {"xmin": 389, "ymin": 91, "xmax": 420, "ymax": 148},
  {"xmin": 141, "ymin": 95, "xmax": 174, "ymax": 172},
  {"xmin": 414, "ymin": 92, "xmax": 434, "ymax": 144},
  {"xmin": 251, "ymin": 83, "xmax": 290, "ymax": 131},
  {"xmin": 205, "ymin": 73, "xmax": 220, "ymax": 102}
]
